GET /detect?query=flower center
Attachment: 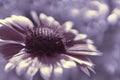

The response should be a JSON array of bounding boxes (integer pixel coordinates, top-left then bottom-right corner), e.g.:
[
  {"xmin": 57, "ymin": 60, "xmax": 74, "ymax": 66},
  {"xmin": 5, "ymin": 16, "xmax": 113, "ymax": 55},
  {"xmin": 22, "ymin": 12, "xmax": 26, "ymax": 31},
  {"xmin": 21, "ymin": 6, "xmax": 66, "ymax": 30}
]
[{"xmin": 25, "ymin": 27, "xmax": 66, "ymax": 56}]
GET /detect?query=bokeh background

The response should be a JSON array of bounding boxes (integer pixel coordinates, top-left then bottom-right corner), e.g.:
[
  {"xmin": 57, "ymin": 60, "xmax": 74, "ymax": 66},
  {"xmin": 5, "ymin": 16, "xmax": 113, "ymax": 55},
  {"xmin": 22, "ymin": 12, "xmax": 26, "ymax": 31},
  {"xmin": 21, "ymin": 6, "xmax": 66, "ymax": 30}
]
[{"xmin": 0, "ymin": 0, "xmax": 120, "ymax": 80}]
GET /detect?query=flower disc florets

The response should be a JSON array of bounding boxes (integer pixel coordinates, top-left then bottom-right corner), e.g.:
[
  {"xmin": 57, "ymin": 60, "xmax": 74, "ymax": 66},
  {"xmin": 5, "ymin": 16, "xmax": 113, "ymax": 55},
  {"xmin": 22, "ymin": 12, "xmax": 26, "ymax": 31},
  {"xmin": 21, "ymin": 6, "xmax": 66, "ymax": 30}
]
[{"xmin": 25, "ymin": 27, "xmax": 66, "ymax": 55}]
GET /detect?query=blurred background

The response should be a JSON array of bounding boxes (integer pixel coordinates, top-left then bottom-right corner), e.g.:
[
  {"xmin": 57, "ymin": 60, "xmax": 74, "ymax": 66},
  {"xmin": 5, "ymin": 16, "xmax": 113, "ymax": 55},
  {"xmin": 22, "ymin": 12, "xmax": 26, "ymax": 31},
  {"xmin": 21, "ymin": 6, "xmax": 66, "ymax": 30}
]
[{"xmin": 0, "ymin": 0, "xmax": 120, "ymax": 80}]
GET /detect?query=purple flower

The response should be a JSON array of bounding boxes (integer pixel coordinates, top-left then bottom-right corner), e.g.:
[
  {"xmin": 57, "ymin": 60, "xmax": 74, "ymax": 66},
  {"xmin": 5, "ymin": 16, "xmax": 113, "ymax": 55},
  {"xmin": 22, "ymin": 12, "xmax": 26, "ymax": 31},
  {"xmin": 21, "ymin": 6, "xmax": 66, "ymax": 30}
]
[{"xmin": 0, "ymin": 11, "xmax": 99, "ymax": 80}]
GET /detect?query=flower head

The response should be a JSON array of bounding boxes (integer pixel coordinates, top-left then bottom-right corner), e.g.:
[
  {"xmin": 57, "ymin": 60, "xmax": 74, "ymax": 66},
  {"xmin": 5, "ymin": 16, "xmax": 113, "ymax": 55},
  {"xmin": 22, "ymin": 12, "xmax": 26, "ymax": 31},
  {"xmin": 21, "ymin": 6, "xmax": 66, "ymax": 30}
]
[{"xmin": 0, "ymin": 11, "xmax": 100, "ymax": 80}]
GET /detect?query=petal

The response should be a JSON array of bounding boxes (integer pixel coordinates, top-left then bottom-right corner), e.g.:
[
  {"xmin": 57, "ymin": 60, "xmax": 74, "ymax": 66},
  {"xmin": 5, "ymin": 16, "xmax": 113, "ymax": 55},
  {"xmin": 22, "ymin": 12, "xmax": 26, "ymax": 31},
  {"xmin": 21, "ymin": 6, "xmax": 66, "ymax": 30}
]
[
  {"xmin": 80, "ymin": 67, "xmax": 90, "ymax": 76},
  {"xmin": 67, "ymin": 44, "xmax": 99, "ymax": 56},
  {"xmin": 64, "ymin": 29, "xmax": 78, "ymax": 41},
  {"xmin": 0, "ymin": 23, "xmax": 24, "ymax": 42},
  {"xmin": 39, "ymin": 13, "xmax": 48, "ymax": 26},
  {"xmin": 5, "ymin": 50, "xmax": 26, "ymax": 72},
  {"xmin": 39, "ymin": 13, "xmax": 60, "ymax": 28},
  {"xmin": 66, "ymin": 38, "xmax": 94, "ymax": 47},
  {"xmin": 10, "ymin": 15, "xmax": 34, "ymax": 34},
  {"xmin": 25, "ymin": 66, "xmax": 38, "ymax": 80},
  {"xmin": 39, "ymin": 13, "xmax": 62, "ymax": 30},
  {"xmin": 11, "ymin": 15, "xmax": 34, "ymax": 29},
  {"xmin": 0, "ymin": 39, "xmax": 24, "ymax": 46},
  {"xmin": 87, "ymin": 66, "xmax": 95, "ymax": 74},
  {"xmin": 39, "ymin": 13, "xmax": 47, "ymax": 20},
  {"xmin": 46, "ymin": 16, "xmax": 55, "ymax": 26},
  {"xmin": 52, "ymin": 63, "xmax": 64, "ymax": 80},
  {"xmin": 68, "ymin": 44, "xmax": 97, "ymax": 51},
  {"xmin": 30, "ymin": 11, "xmax": 41, "ymax": 26},
  {"xmin": 62, "ymin": 21, "xmax": 73, "ymax": 31},
  {"xmin": 31, "ymin": 57, "xmax": 40, "ymax": 68},
  {"xmin": 5, "ymin": 53, "xmax": 32, "ymax": 74},
  {"xmin": 16, "ymin": 58, "xmax": 32, "ymax": 76},
  {"xmin": 74, "ymin": 34, "xmax": 87, "ymax": 41},
  {"xmin": 67, "ymin": 51, "xmax": 98, "ymax": 56},
  {"xmin": 53, "ymin": 63, "xmax": 63, "ymax": 77},
  {"xmin": 0, "ymin": 17, "xmax": 23, "ymax": 35},
  {"xmin": 4, "ymin": 62, "xmax": 15, "ymax": 72},
  {"xmin": 1, "ymin": 15, "xmax": 34, "ymax": 35},
  {"xmin": 58, "ymin": 21, "xmax": 73, "ymax": 33},
  {"xmin": 25, "ymin": 57, "xmax": 40, "ymax": 80},
  {"xmin": 52, "ymin": 21, "xmax": 60, "ymax": 27},
  {"xmin": 63, "ymin": 54, "xmax": 93, "ymax": 67},
  {"xmin": 0, "ymin": 43, "xmax": 23, "ymax": 59},
  {"xmin": 67, "ymin": 44, "xmax": 101, "ymax": 56},
  {"xmin": 9, "ymin": 52, "xmax": 25, "ymax": 64},
  {"xmin": 69, "ymin": 29, "xmax": 78, "ymax": 35},
  {"xmin": 66, "ymin": 40, "xmax": 88, "ymax": 47},
  {"xmin": 40, "ymin": 64, "xmax": 53, "ymax": 80},
  {"xmin": 60, "ymin": 59, "xmax": 76, "ymax": 68},
  {"xmin": 86, "ymin": 39, "xmax": 94, "ymax": 44}
]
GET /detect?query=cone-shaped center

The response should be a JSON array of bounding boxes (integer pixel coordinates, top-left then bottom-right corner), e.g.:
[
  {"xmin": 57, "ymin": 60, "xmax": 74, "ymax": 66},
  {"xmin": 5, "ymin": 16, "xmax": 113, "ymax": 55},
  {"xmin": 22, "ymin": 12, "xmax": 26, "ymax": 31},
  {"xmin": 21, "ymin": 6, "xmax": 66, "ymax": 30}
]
[{"xmin": 25, "ymin": 27, "xmax": 66, "ymax": 55}]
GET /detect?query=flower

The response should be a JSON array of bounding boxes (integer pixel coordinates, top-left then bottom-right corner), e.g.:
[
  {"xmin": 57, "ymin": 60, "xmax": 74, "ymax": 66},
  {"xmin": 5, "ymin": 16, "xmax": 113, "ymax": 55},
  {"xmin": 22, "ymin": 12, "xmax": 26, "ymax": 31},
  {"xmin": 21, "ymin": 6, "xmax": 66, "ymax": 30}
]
[{"xmin": 0, "ymin": 11, "xmax": 99, "ymax": 80}]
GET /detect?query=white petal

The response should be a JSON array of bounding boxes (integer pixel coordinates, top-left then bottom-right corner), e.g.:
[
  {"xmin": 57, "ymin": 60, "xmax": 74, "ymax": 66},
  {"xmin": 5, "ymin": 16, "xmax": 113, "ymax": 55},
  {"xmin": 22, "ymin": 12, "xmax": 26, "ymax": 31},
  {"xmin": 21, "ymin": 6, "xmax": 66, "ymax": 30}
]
[
  {"xmin": 47, "ymin": 17, "xmax": 55, "ymax": 24},
  {"xmin": 0, "ymin": 18, "xmax": 12, "ymax": 27},
  {"xmin": 25, "ymin": 66, "xmax": 38, "ymax": 80},
  {"xmin": 48, "ymin": 20, "xmax": 61, "ymax": 29},
  {"xmin": 63, "ymin": 29, "xmax": 78, "ymax": 41},
  {"xmin": 11, "ymin": 15, "xmax": 34, "ymax": 27},
  {"xmin": 39, "ymin": 13, "xmax": 47, "ymax": 19},
  {"xmin": 87, "ymin": 66, "xmax": 95, "ymax": 74},
  {"xmin": 1, "ymin": 15, "xmax": 34, "ymax": 35},
  {"xmin": 40, "ymin": 64, "xmax": 53, "ymax": 80},
  {"xmin": 0, "ymin": 18, "xmax": 25, "ymax": 41},
  {"xmin": 32, "ymin": 57, "xmax": 40, "ymax": 68},
  {"xmin": 5, "ymin": 62, "xmax": 15, "ymax": 72},
  {"xmin": 60, "ymin": 59, "xmax": 76, "ymax": 68},
  {"xmin": 39, "ymin": 13, "xmax": 47, "ymax": 25},
  {"xmin": 53, "ymin": 21, "xmax": 60, "ymax": 27},
  {"xmin": 61, "ymin": 21, "xmax": 73, "ymax": 32},
  {"xmin": 25, "ymin": 57, "xmax": 40, "ymax": 80},
  {"xmin": 87, "ymin": 44, "xmax": 97, "ymax": 51},
  {"xmin": 0, "ymin": 24, "xmax": 2, "ymax": 27},
  {"xmin": 0, "ymin": 39, "xmax": 11, "ymax": 46},
  {"xmin": 16, "ymin": 58, "xmax": 32, "ymax": 76},
  {"xmin": 9, "ymin": 51, "xmax": 25, "ymax": 63},
  {"xmin": 64, "ymin": 55, "xmax": 93, "ymax": 67},
  {"xmin": 4, "ymin": 52, "xmax": 25, "ymax": 73},
  {"xmin": 0, "ymin": 39, "xmax": 24, "ymax": 46},
  {"xmin": 67, "ymin": 51, "xmax": 98, "ymax": 56},
  {"xmin": 68, "ymin": 44, "xmax": 97, "ymax": 52},
  {"xmin": 30, "ymin": 11, "xmax": 40, "ymax": 26},
  {"xmin": 52, "ymin": 63, "xmax": 64, "ymax": 80},
  {"xmin": 39, "ymin": 13, "xmax": 56, "ymax": 27},
  {"xmin": 54, "ymin": 63, "xmax": 63, "ymax": 77},
  {"xmin": 69, "ymin": 29, "xmax": 78, "ymax": 35},
  {"xmin": 46, "ymin": 16, "xmax": 56, "ymax": 27},
  {"xmin": 86, "ymin": 39, "xmax": 94, "ymax": 44},
  {"xmin": 80, "ymin": 67, "xmax": 90, "ymax": 76},
  {"xmin": 74, "ymin": 34, "xmax": 87, "ymax": 41}
]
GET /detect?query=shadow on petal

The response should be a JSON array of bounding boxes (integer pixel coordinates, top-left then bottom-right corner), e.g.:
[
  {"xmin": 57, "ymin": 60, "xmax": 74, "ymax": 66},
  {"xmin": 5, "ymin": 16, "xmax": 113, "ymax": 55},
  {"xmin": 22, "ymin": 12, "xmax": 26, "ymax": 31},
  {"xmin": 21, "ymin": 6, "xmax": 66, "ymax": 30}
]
[
  {"xmin": 0, "ymin": 43, "xmax": 24, "ymax": 59},
  {"xmin": 0, "ymin": 25, "xmax": 24, "ymax": 42}
]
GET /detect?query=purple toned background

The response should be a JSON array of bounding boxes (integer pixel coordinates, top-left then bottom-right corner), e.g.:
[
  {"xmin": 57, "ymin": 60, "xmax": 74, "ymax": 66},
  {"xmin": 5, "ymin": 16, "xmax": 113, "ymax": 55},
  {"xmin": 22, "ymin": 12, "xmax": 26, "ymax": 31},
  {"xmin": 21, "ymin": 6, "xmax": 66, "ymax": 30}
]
[{"xmin": 0, "ymin": 0, "xmax": 120, "ymax": 80}]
